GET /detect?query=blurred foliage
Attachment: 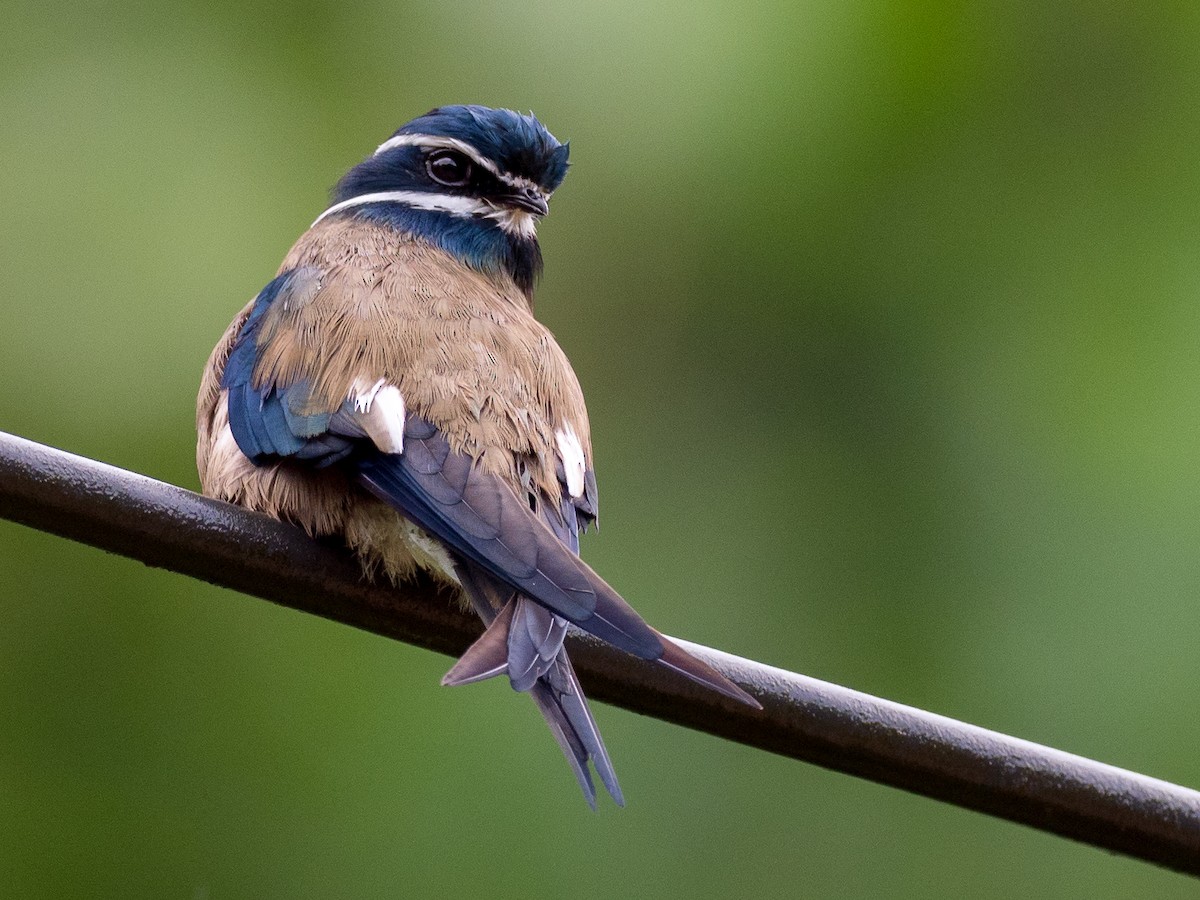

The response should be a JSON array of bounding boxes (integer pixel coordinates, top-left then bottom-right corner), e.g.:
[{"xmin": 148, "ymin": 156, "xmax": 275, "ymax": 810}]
[{"xmin": 3, "ymin": 0, "xmax": 1200, "ymax": 896}]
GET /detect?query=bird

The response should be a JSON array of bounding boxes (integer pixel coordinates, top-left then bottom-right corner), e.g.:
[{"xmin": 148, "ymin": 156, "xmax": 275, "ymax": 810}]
[{"xmin": 196, "ymin": 105, "xmax": 760, "ymax": 807}]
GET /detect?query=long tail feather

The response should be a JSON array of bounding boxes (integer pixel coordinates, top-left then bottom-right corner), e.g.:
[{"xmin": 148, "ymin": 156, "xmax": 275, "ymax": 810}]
[
  {"xmin": 448, "ymin": 561, "xmax": 624, "ymax": 806},
  {"xmin": 531, "ymin": 654, "xmax": 623, "ymax": 808},
  {"xmin": 442, "ymin": 598, "xmax": 516, "ymax": 686},
  {"xmin": 441, "ymin": 594, "xmax": 569, "ymax": 691},
  {"xmin": 506, "ymin": 597, "xmax": 569, "ymax": 692}
]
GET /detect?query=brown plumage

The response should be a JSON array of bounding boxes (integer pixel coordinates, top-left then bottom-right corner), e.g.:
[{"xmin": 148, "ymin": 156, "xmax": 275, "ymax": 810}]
[{"xmin": 199, "ymin": 219, "xmax": 584, "ymax": 565}]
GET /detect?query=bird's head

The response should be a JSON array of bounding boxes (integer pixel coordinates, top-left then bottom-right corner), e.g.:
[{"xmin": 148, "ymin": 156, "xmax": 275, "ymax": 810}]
[{"xmin": 325, "ymin": 106, "xmax": 569, "ymax": 248}]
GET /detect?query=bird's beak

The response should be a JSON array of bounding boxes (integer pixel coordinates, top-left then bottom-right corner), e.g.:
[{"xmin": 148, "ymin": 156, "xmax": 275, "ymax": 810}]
[{"xmin": 504, "ymin": 187, "xmax": 550, "ymax": 217}]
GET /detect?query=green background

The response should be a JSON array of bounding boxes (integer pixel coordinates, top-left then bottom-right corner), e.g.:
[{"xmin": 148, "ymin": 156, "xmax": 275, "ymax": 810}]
[{"xmin": 3, "ymin": 1, "xmax": 1200, "ymax": 896}]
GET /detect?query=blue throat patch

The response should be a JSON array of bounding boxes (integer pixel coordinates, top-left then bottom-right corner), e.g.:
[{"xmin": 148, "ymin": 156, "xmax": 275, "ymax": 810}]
[{"xmin": 333, "ymin": 203, "xmax": 543, "ymax": 299}]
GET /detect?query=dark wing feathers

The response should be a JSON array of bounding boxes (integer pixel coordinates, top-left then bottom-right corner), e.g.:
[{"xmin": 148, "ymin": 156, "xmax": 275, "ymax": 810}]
[
  {"xmin": 223, "ymin": 269, "xmax": 354, "ymax": 467},
  {"xmin": 356, "ymin": 419, "xmax": 665, "ymax": 660},
  {"xmin": 550, "ymin": 459, "xmax": 596, "ymax": 552}
]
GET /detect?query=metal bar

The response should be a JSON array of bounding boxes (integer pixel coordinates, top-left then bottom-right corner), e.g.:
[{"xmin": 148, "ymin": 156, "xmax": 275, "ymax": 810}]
[{"xmin": 1, "ymin": 429, "xmax": 1198, "ymax": 874}]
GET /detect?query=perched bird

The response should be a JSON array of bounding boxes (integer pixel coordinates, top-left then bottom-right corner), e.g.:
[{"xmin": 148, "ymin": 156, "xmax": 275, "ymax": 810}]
[{"xmin": 196, "ymin": 105, "xmax": 759, "ymax": 806}]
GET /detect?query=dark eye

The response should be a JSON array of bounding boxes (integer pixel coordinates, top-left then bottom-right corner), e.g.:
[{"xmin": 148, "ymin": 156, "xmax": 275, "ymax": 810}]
[{"xmin": 426, "ymin": 150, "xmax": 472, "ymax": 187}]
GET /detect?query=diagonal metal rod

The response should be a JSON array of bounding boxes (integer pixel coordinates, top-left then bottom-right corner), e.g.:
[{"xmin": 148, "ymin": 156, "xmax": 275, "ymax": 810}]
[{"xmin": 0, "ymin": 429, "xmax": 1198, "ymax": 874}]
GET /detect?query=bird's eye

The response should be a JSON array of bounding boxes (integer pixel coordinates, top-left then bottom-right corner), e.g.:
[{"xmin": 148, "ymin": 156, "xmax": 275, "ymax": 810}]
[{"xmin": 426, "ymin": 150, "xmax": 473, "ymax": 187}]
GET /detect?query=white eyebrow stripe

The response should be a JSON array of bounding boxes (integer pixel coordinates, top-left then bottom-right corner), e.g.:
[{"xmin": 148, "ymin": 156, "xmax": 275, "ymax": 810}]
[
  {"xmin": 372, "ymin": 132, "xmax": 544, "ymax": 193},
  {"xmin": 310, "ymin": 190, "xmax": 538, "ymax": 237}
]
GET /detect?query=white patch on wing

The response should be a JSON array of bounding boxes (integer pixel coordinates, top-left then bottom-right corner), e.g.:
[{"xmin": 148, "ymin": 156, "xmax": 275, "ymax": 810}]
[
  {"xmin": 349, "ymin": 376, "xmax": 386, "ymax": 412},
  {"xmin": 556, "ymin": 423, "xmax": 586, "ymax": 499},
  {"xmin": 348, "ymin": 379, "xmax": 405, "ymax": 454}
]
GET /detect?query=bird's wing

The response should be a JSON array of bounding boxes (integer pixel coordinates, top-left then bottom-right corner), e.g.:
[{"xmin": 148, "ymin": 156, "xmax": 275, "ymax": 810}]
[
  {"xmin": 220, "ymin": 266, "xmax": 758, "ymax": 705},
  {"xmin": 355, "ymin": 418, "xmax": 666, "ymax": 659}
]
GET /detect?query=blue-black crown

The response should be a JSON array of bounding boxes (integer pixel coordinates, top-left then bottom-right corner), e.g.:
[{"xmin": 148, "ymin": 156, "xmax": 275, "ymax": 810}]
[{"xmin": 394, "ymin": 106, "xmax": 570, "ymax": 192}]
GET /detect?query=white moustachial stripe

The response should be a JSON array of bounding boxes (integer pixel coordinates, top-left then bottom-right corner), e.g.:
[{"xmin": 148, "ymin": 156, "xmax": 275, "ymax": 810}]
[
  {"xmin": 492, "ymin": 208, "xmax": 537, "ymax": 239},
  {"xmin": 314, "ymin": 191, "xmax": 491, "ymax": 227}
]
